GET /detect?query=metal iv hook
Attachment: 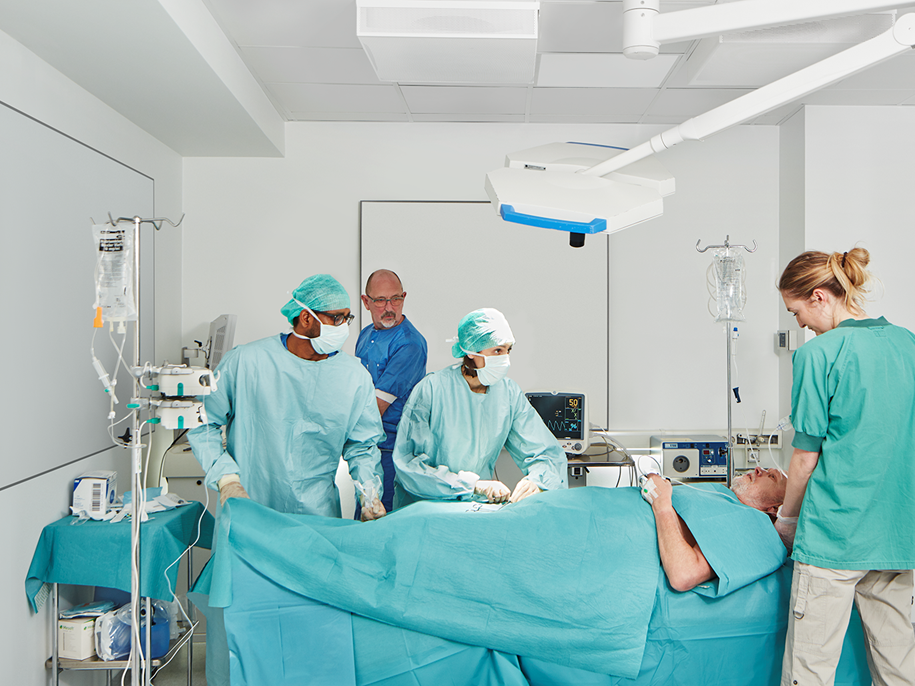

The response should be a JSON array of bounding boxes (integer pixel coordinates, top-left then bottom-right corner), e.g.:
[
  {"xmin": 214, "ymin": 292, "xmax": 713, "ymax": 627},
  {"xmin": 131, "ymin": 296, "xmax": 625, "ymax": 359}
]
[
  {"xmin": 106, "ymin": 212, "xmax": 186, "ymax": 231},
  {"xmin": 696, "ymin": 235, "xmax": 757, "ymax": 253}
]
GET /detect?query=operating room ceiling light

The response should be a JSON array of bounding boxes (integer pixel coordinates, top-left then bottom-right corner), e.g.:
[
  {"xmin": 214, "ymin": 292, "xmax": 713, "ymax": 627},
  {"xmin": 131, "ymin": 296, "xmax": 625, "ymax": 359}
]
[
  {"xmin": 485, "ymin": 0, "xmax": 915, "ymax": 245},
  {"xmin": 356, "ymin": 0, "xmax": 539, "ymax": 84}
]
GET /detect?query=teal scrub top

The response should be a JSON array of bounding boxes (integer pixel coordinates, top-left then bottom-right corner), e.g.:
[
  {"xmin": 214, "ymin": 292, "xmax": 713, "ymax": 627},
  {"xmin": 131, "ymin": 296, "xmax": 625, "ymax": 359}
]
[
  {"xmin": 790, "ymin": 317, "xmax": 915, "ymax": 570},
  {"xmin": 188, "ymin": 334, "xmax": 384, "ymax": 518},
  {"xmin": 392, "ymin": 365, "xmax": 567, "ymax": 505}
]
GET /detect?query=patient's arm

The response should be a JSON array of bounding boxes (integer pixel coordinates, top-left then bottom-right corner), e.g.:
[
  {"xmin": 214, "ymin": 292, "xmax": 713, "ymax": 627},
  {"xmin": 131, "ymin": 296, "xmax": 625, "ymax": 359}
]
[{"xmin": 646, "ymin": 475, "xmax": 715, "ymax": 592}]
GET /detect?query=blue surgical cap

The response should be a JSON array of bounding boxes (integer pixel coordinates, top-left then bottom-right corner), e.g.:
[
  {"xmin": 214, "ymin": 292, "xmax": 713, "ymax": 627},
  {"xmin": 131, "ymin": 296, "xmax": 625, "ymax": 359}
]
[
  {"xmin": 451, "ymin": 308, "xmax": 515, "ymax": 358},
  {"xmin": 280, "ymin": 274, "xmax": 351, "ymax": 325}
]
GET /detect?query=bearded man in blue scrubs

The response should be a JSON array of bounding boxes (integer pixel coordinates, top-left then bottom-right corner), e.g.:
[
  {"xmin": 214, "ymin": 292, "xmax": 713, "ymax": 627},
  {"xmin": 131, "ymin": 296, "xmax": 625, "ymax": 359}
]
[{"xmin": 355, "ymin": 269, "xmax": 427, "ymax": 516}]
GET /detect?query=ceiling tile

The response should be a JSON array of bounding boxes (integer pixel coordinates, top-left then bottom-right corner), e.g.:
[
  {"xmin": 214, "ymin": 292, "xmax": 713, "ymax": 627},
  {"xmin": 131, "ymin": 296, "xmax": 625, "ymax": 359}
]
[
  {"xmin": 400, "ymin": 86, "xmax": 528, "ymax": 114},
  {"xmin": 539, "ymin": 1, "xmax": 701, "ymax": 54},
  {"xmin": 537, "ymin": 53, "xmax": 679, "ymax": 88},
  {"xmin": 826, "ymin": 52, "xmax": 915, "ymax": 90},
  {"xmin": 747, "ymin": 104, "xmax": 804, "ymax": 125},
  {"xmin": 241, "ymin": 47, "xmax": 380, "ymax": 84},
  {"xmin": 267, "ymin": 83, "xmax": 405, "ymax": 113},
  {"xmin": 645, "ymin": 88, "xmax": 752, "ymax": 118},
  {"xmin": 798, "ymin": 89, "xmax": 915, "ymax": 106},
  {"xmin": 530, "ymin": 87, "xmax": 657, "ymax": 116},
  {"xmin": 205, "ymin": 0, "xmax": 361, "ymax": 48},
  {"xmin": 539, "ymin": 1, "xmax": 624, "ymax": 53},
  {"xmin": 289, "ymin": 111, "xmax": 410, "ymax": 122},
  {"xmin": 528, "ymin": 113, "xmax": 644, "ymax": 123},
  {"xmin": 412, "ymin": 113, "xmax": 526, "ymax": 122}
]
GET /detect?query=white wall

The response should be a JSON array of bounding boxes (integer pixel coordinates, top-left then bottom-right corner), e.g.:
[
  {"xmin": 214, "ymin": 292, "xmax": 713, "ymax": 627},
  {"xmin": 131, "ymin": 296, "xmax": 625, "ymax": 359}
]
[
  {"xmin": 1, "ymin": 29, "xmax": 182, "ymax": 686},
  {"xmin": 787, "ymin": 106, "xmax": 915, "ymax": 624},
  {"xmin": 802, "ymin": 106, "xmax": 915, "ymax": 331},
  {"xmin": 184, "ymin": 121, "xmax": 782, "ymax": 430}
]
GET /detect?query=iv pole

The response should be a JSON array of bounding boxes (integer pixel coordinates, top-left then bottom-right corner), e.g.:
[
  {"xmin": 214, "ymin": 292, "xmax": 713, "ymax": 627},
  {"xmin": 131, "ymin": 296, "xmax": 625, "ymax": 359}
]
[
  {"xmin": 697, "ymin": 236, "xmax": 756, "ymax": 487},
  {"xmin": 105, "ymin": 213, "xmax": 184, "ymax": 686}
]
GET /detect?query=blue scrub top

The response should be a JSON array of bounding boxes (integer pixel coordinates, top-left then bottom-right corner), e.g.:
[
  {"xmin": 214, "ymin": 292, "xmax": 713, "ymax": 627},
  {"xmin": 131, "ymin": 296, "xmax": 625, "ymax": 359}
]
[{"xmin": 355, "ymin": 316, "xmax": 427, "ymax": 451}]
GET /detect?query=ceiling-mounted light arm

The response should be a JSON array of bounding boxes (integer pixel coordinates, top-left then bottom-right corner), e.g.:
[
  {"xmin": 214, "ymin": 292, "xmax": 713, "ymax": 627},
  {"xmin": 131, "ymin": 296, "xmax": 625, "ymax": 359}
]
[
  {"xmin": 623, "ymin": 0, "xmax": 910, "ymax": 60},
  {"xmin": 583, "ymin": 13, "xmax": 915, "ymax": 179}
]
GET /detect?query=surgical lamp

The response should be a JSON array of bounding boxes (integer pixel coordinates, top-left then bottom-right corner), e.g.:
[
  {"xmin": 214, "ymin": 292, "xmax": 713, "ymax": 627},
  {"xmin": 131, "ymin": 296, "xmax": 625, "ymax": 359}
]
[{"xmin": 485, "ymin": 0, "xmax": 915, "ymax": 247}]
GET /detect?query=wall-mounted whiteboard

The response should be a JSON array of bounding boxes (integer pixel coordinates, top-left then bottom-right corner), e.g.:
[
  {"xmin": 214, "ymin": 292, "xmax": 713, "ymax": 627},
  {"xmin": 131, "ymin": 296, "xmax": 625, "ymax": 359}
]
[
  {"xmin": 0, "ymin": 102, "xmax": 154, "ymax": 490},
  {"xmin": 360, "ymin": 201, "xmax": 609, "ymax": 428}
]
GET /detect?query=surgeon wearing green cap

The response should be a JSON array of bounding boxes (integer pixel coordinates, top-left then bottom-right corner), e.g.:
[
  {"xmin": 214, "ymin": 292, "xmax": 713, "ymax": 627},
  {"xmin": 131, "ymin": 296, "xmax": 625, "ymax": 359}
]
[
  {"xmin": 392, "ymin": 307, "xmax": 567, "ymax": 508},
  {"xmin": 189, "ymin": 273, "xmax": 386, "ymax": 521}
]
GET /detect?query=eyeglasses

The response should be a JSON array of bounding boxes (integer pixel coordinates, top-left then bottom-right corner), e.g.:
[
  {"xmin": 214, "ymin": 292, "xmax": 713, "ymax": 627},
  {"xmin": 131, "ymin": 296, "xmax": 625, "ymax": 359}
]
[
  {"xmin": 314, "ymin": 311, "xmax": 355, "ymax": 326},
  {"xmin": 366, "ymin": 295, "xmax": 405, "ymax": 307}
]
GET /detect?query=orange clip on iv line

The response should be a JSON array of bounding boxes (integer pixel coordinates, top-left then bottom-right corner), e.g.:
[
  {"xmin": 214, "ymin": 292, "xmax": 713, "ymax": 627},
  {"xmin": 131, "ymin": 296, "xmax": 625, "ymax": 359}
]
[{"xmin": 93, "ymin": 307, "xmax": 103, "ymax": 328}]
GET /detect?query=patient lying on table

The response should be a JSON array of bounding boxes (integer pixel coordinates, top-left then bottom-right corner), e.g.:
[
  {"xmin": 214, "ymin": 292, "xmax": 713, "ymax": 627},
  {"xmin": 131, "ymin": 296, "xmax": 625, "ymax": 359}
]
[
  {"xmin": 642, "ymin": 467, "xmax": 786, "ymax": 591},
  {"xmin": 195, "ymin": 471, "xmax": 789, "ymax": 682}
]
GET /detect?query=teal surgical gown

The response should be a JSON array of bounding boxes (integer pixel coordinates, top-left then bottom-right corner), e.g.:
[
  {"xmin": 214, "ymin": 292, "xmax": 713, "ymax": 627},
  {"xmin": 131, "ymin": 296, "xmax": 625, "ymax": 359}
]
[
  {"xmin": 790, "ymin": 317, "xmax": 915, "ymax": 570},
  {"xmin": 392, "ymin": 364, "xmax": 567, "ymax": 506},
  {"xmin": 188, "ymin": 334, "xmax": 384, "ymax": 518}
]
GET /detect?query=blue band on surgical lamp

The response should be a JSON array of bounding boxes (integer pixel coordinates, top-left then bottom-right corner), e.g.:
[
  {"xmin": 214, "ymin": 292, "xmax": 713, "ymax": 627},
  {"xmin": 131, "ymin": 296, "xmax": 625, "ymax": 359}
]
[
  {"xmin": 565, "ymin": 141, "xmax": 629, "ymax": 151},
  {"xmin": 500, "ymin": 204, "xmax": 607, "ymax": 235}
]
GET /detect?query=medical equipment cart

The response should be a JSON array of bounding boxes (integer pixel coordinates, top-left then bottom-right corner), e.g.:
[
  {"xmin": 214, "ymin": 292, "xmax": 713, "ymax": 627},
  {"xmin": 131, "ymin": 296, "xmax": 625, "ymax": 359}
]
[{"xmin": 26, "ymin": 502, "xmax": 213, "ymax": 686}]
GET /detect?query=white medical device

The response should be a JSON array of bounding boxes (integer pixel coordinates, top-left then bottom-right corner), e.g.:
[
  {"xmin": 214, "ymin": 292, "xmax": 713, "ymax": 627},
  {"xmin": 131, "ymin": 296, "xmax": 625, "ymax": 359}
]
[
  {"xmin": 206, "ymin": 314, "xmax": 237, "ymax": 370},
  {"xmin": 486, "ymin": 0, "xmax": 915, "ymax": 245},
  {"xmin": 651, "ymin": 435, "xmax": 729, "ymax": 480},
  {"xmin": 525, "ymin": 391, "xmax": 589, "ymax": 455}
]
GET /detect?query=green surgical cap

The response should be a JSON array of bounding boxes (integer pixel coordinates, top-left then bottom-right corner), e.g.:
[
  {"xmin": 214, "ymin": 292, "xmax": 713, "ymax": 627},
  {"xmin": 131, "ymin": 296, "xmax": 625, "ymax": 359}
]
[
  {"xmin": 280, "ymin": 274, "xmax": 351, "ymax": 325},
  {"xmin": 451, "ymin": 308, "xmax": 515, "ymax": 358}
]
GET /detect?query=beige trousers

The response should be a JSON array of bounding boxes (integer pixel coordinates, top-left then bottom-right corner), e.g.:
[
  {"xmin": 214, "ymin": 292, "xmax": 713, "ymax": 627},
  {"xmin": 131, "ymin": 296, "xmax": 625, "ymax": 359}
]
[{"xmin": 782, "ymin": 562, "xmax": 915, "ymax": 686}]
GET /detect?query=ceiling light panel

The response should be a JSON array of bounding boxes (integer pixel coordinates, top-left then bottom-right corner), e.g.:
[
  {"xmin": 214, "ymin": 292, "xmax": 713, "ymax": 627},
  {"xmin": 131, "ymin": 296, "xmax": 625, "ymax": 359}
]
[
  {"xmin": 537, "ymin": 53, "xmax": 679, "ymax": 88},
  {"xmin": 357, "ymin": 0, "xmax": 539, "ymax": 84}
]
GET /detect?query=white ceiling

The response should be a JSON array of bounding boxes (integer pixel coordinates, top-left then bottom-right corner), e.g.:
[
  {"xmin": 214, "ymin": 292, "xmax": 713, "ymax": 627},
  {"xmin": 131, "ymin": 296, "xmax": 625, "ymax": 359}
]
[{"xmin": 2, "ymin": 0, "xmax": 914, "ymax": 156}]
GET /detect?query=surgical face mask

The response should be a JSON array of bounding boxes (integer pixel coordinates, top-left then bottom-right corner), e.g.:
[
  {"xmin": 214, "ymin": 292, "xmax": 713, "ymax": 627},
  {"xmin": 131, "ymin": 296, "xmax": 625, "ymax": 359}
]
[
  {"xmin": 291, "ymin": 303, "xmax": 350, "ymax": 354},
  {"xmin": 474, "ymin": 353, "xmax": 510, "ymax": 386}
]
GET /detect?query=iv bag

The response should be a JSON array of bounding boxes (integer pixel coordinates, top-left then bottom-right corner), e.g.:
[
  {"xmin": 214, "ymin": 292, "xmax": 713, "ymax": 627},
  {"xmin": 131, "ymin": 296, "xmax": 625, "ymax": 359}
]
[
  {"xmin": 93, "ymin": 223, "xmax": 137, "ymax": 321},
  {"xmin": 713, "ymin": 249, "xmax": 746, "ymax": 322}
]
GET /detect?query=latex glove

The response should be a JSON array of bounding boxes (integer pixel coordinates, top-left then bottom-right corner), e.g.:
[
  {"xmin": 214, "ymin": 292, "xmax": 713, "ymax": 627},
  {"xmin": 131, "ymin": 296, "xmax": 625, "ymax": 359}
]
[
  {"xmin": 473, "ymin": 480, "xmax": 511, "ymax": 503},
  {"xmin": 219, "ymin": 480, "xmax": 250, "ymax": 506},
  {"xmin": 360, "ymin": 498, "xmax": 386, "ymax": 521},
  {"xmin": 775, "ymin": 505, "xmax": 798, "ymax": 554},
  {"xmin": 509, "ymin": 477, "xmax": 541, "ymax": 503}
]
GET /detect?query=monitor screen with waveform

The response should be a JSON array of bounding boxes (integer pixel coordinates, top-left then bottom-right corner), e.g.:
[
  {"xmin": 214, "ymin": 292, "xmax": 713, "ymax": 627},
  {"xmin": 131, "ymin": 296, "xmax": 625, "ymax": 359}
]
[{"xmin": 525, "ymin": 391, "xmax": 589, "ymax": 454}]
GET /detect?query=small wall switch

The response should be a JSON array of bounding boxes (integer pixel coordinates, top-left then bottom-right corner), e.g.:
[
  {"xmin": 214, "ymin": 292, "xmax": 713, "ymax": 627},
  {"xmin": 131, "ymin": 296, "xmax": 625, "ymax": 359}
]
[{"xmin": 776, "ymin": 330, "xmax": 798, "ymax": 352}]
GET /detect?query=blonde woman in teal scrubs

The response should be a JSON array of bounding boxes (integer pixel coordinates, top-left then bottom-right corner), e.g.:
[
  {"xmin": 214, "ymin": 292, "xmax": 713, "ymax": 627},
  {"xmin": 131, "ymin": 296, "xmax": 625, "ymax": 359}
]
[{"xmin": 777, "ymin": 247, "xmax": 915, "ymax": 686}]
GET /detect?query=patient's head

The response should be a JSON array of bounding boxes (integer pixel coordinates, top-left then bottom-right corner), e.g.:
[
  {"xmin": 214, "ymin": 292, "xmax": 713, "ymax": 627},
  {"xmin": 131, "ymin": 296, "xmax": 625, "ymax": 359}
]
[{"xmin": 730, "ymin": 467, "xmax": 786, "ymax": 515}]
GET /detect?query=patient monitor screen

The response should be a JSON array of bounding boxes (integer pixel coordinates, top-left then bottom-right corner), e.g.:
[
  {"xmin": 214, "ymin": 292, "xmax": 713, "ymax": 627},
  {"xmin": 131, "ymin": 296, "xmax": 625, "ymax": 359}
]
[{"xmin": 526, "ymin": 393, "xmax": 585, "ymax": 440}]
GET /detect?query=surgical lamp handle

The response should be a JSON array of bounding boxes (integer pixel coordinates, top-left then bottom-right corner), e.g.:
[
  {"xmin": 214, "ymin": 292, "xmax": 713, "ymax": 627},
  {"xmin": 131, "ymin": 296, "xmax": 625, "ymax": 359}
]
[
  {"xmin": 584, "ymin": 14, "xmax": 915, "ymax": 178},
  {"xmin": 623, "ymin": 0, "xmax": 910, "ymax": 60}
]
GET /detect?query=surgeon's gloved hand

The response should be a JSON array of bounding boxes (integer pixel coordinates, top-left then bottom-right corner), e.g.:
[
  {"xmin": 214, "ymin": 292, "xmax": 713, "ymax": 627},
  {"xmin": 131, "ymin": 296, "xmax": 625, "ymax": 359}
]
[
  {"xmin": 509, "ymin": 477, "xmax": 541, "ymax": 503},
  {"xmin": 775, "ymin": 505, "xmax": 798, "ymax": 554},
  {"xmin": 360, "ymin": 498, "xmax": 386, "ymax": 521},
  {"xmin": 474, "ymin": 480, "xmax": 511, "ymax": 503},
  {"xmin": 217, "ymin": 474, "xmax": 250, "ymax": 506}
]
